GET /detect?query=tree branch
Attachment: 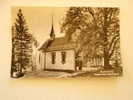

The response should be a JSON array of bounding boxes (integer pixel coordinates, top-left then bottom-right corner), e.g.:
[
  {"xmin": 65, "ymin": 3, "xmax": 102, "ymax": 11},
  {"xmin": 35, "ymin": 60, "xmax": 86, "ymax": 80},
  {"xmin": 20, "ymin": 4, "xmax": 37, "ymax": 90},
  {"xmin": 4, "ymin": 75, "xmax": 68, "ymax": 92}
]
[
  {"xmin": 108, "ymin": 34, "xmax": 119, "ymax": 51},
  {"xmin": 109, "ymin": 37, "xmax": 119, "ymax": 58},
  {"xmin": 86, "ymin": 8, "xmax": 97, "ymax": 27}
]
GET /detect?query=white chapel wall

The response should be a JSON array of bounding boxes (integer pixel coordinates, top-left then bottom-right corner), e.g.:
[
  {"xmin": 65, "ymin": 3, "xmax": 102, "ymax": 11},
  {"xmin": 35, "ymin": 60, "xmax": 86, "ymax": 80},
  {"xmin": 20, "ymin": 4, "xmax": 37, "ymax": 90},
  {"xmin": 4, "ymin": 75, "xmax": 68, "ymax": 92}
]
[{"xmin": 45, "ymin": 49, "xmax": 75, "ymax": 70}]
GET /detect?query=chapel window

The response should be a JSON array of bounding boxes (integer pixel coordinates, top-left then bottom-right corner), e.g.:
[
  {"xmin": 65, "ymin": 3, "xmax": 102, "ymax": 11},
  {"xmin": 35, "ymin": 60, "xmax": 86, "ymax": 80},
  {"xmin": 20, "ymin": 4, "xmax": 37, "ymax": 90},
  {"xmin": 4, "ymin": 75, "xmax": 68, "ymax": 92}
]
[
  {"xmin": 61, "ymin": 51, "xmax": 66, "ymax": 64},
  {"xmin": 51, "ymin": 52, "xmax": 56, "ymax": 64}
]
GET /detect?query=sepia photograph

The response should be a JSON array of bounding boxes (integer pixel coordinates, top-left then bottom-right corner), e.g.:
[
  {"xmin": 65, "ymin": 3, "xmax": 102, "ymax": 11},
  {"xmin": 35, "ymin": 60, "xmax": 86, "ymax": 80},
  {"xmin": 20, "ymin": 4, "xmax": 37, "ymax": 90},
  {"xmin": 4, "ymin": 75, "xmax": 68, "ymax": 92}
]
[{"xmin": 11, "ymin": 7, "xmax": 122, "ymax": 78}]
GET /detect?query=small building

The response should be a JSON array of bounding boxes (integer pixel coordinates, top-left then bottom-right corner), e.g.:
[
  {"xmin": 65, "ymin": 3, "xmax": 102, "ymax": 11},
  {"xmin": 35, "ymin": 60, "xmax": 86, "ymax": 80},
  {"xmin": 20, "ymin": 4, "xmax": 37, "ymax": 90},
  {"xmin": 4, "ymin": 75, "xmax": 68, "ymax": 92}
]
[
  {"xmin": 32, "ymin": 17, "xmax": 104, "ymax": 72},
  {"xmin": 38, "ymin": 21, "xmax": 77, "ymax": 71},
  {"xmin": 39, "ymin": 38, "xmax": 76, "ymax": 71}
]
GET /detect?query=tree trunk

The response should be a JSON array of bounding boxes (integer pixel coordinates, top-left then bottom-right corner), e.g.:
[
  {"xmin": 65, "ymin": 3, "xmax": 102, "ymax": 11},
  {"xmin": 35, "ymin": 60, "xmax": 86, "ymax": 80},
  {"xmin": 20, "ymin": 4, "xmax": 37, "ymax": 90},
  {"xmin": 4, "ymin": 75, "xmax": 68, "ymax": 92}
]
[
  {"xmin": 104, "ymin": 50, "xmax": 112, "ymax": 69},
  {"xmin": 102, "ymin": 9, "xmax": 112, "ymax": 70}
]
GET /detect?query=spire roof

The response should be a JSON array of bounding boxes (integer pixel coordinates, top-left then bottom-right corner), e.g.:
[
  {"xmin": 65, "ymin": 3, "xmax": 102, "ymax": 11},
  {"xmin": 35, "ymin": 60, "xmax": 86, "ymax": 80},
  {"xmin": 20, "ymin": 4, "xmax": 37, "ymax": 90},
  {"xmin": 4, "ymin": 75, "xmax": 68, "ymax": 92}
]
[{"xmin": 50, "ymin": 14, "xmax": 55, "ymax": 38}]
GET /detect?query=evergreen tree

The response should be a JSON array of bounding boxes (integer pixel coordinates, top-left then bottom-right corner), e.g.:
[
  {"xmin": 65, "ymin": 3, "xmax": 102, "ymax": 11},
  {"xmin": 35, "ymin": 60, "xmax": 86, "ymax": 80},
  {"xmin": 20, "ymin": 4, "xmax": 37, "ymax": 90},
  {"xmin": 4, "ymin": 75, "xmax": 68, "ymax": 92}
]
[{"xmin": 11, "ymin": 9, "xmax": 32, "ymax": 77}]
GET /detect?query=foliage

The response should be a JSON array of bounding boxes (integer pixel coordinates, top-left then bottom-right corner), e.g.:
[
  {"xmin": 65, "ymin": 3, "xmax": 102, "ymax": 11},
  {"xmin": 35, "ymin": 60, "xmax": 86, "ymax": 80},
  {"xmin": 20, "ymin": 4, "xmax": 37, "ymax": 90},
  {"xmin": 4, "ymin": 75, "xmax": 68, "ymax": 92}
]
[
  {"xmin": 61, "ymin": 7, "xmax": 121, "ymax": 69},
  {"xmin": 11, "ymin": 9, "xmax": 33, "ymax": 77}
]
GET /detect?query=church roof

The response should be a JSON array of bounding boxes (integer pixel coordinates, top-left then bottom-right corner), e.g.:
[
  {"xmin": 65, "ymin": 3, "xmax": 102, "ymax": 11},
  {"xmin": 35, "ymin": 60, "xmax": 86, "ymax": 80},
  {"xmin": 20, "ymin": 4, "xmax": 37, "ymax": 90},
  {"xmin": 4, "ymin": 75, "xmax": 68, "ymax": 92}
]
[
  {"xmin": 38, "ymin": 37, "xmax": 75, "ymax": 52},
  {"xmin": 38, "ymin": 15, "xmax": 75, "ymax": 52}
]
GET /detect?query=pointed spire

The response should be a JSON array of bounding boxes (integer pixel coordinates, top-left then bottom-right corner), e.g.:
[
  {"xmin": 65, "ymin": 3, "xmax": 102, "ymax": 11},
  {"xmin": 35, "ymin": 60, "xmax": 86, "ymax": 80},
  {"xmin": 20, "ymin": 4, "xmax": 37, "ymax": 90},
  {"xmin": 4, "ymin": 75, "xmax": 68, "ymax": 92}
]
[{"xmin": 50, "ymin": 12, "xmax": 55, "ymax": 39}]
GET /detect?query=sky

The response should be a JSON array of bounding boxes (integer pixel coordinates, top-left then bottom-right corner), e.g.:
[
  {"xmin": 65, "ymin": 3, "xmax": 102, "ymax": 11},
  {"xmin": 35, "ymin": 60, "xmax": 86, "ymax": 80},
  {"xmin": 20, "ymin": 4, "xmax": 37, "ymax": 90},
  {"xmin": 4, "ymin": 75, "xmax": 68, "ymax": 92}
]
[{"xmin": 11, "ymin": 7, "xmax": 68, "ymax": 44}]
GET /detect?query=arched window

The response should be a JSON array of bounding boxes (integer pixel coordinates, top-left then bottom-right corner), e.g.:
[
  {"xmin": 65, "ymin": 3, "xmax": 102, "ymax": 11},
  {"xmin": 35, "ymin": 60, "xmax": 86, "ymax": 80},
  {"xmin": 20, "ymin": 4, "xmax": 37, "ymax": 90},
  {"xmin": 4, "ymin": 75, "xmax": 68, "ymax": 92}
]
[{"xmin": 51, "ymin": 52, "xmax": 56, "ymax": 64}]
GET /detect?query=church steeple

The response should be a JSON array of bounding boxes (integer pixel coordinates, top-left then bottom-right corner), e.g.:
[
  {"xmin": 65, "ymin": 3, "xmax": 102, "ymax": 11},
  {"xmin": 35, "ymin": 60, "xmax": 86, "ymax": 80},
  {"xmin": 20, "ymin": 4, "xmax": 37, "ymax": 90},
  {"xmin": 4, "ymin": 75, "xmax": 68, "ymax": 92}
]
[{"xmin": 50, "ymin": 14, "xmax": 55, "ymax": 39}]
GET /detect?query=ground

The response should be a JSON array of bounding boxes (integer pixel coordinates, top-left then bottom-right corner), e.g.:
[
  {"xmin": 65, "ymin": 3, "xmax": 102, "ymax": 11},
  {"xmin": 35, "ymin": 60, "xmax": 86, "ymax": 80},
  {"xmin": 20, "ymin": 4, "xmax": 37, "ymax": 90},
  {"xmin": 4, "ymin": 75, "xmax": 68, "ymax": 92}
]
[
  {"xmin": 22, "ymin": 69, "xmax": 120, "ymax": 78},
  {"xmin": 23, "ymin": 70, "xmax": 93, "ymax": 78}
]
